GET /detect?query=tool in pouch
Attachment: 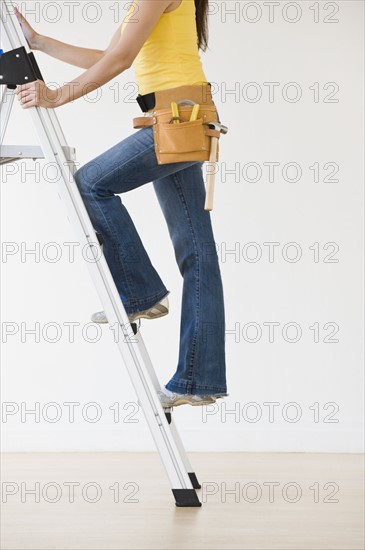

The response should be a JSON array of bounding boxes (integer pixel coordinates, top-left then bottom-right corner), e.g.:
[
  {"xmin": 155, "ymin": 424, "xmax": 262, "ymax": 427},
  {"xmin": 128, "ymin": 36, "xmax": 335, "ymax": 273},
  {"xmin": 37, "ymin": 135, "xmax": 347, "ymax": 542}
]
[
  {"xmin": 170, "ymin": 101, "xmax": 200, "ymax": 123},
  {"xmin": 132, "ymin": 84, "xmax": 228, "ymax": 211}
]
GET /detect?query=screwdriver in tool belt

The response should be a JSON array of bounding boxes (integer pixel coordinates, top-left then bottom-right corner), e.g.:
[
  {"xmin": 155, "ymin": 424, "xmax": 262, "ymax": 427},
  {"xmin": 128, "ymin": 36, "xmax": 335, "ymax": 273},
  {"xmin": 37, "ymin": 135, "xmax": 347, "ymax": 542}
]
[
  {"xmin": 189, "ymin": 104, "xmax": 200, "ymax": 121},
  {"xmin": 171, "ymin": 102, "xmax": 180, "ymax": 124}
]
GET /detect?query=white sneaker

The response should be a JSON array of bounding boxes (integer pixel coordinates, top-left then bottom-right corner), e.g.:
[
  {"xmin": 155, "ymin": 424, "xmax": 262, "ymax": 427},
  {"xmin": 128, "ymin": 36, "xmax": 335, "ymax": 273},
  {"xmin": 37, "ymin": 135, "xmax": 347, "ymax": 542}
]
[
  {"xmin": 91, "ymin": 295, "xmax": 169, "ymax": 324},
  {"xmin": 157, "ymin": 386, "xmax": 218, "ymax": 408},
  {"xmin": 91, "ymin": 311, "xmax": 109, "ymax": 324}
]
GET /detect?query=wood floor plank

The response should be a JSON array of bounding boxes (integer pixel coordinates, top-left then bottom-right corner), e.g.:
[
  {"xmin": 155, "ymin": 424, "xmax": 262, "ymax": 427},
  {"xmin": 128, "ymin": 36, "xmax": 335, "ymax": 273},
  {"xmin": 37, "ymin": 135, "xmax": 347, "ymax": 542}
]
[{"xmin": 1, "ymin": 452, "xmax": 364, "ymax": 550}]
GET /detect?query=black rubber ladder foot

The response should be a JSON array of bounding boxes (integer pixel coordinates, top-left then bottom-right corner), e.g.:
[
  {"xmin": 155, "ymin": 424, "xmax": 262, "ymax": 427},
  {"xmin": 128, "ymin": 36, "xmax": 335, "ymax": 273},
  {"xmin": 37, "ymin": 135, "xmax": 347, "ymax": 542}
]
[
  {"xmin": 131, "ymin": 322, "xmax": 139, "ymax": 335},
  {"xmin": 95, "ymin": 232, "xmax": 104, "ymax": 246},
  {"xmin": 172, "ymin": 489, "xmax": 202, "ymax": 507},
  {"xmin": 188, "ymin": 472, "xmax": 201, "ymax": 489}
]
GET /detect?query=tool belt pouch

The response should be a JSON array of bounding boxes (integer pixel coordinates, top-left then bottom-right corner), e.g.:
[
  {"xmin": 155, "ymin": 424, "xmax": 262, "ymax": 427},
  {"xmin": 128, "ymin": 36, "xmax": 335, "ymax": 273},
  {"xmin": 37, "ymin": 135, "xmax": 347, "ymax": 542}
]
[{"xmin": 132, "ymin": 85, "xmax": 221, "ymax": 165}]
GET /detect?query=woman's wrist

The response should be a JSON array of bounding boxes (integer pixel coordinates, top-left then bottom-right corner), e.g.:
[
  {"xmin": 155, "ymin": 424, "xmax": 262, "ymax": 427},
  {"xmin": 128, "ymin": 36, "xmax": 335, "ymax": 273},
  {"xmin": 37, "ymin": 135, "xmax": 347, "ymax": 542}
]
[
  {"xmin": 55, "ymin": 84, "xmax": 71, "ymax": 108},
  {"xmin": 33, "ymin": 34, "xmax": 47, "ymax": 52}
]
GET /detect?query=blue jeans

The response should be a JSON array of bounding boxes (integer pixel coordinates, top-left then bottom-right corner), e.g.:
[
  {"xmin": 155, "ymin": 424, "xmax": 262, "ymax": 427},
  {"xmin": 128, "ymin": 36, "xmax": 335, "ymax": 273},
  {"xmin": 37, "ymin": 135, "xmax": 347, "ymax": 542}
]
[{"xmin": 74, "ymin": 126, "xmax": 227, "ymax": 396}]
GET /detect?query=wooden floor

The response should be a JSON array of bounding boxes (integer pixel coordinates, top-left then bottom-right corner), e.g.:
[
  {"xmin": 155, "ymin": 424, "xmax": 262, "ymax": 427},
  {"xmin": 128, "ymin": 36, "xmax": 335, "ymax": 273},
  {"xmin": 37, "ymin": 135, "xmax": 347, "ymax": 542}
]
[{"xmin": 1, "ymin": 452, "xmax": 364, "ymax": 550}]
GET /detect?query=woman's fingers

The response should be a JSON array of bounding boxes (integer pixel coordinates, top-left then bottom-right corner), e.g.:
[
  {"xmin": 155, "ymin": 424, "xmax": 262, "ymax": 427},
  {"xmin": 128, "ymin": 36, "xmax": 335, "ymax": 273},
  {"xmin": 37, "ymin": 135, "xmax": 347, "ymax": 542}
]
[
  {"xmin": 15, "ymin": 82, "xmax": 35, "ymax": 95},
  {"xmin": 14, "ymin": 5, "xmax": 38, "ymax": 49},
  {"xmin": 15, "ymin": 83, "xmax": 37, "ymax": 107},
  {"xmin": 18, "ymin": 94, "xmax": 36, "ymax": 106},
  {"xmin": 14, "ymin": 6, "xmax": 23, "ymax": 21},
  {"xmin": 16, "ymin": 82, "xmax": 33, "ymax": 91},
  {"xmin": 21, "ymin": 95, "xmax": 35, "ymax": 104},
  {"xmin": 18, "ymin": 91, "xmax": 37, "ymax": 108},
  {"xmin": 18, "ymin": 91, "xmax": 36, "ymax": 102},
  {"xmin": 15, "ymin": 81, "xmax": 58, "ymax": 109}
]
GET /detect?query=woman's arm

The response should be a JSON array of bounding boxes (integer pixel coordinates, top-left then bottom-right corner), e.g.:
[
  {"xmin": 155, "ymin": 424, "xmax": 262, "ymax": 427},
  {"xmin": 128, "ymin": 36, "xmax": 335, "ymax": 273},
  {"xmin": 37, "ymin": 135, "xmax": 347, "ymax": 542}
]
[
  {"xmin": 36, "ymin": 25, "xmax": 125, "ymax": 69},
  {"xmin": 16, "ymin": 0, "xmax": 173, "ymax": 109},
  {"xmin": 14, "ymin": 6, "xmax": 121, "ymax": 69},
  {"xmin": 35, "ymin": 35, "xmax": 104, "ymax": 69},
  {"xmin": 15, "ymin": 0, "xmax": 175, "ymax": 109}
]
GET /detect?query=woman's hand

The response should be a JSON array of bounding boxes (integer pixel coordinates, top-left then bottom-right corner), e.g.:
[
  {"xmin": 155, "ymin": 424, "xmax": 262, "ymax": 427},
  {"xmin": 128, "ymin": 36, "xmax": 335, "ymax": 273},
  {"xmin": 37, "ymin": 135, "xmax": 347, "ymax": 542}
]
[
  {"xmin": 14, "ymin": 6, "xmax": 41, "ymax": 50},
  {"xmin": 15, "ymin": 81, "xmax": 61, "ymax": 109}
]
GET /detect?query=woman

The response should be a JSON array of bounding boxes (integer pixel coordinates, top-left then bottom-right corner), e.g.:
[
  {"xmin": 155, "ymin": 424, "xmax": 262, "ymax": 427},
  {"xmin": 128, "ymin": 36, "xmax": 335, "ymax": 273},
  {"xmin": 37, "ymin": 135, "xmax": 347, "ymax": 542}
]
[{"xmin": 15, "ymin": 0, "xmax": 228, "ymax": 407}]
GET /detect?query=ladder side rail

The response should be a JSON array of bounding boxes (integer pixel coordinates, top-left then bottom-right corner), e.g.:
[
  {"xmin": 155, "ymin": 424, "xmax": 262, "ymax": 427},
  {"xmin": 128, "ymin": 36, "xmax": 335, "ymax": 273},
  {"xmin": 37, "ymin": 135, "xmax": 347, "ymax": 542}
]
[
  {"xmin": 28, "ymin": 104, "xmax": 195, "ymax": 491},
  {"xmin": 1, "ymin": 1, "xmax": 27, "ymax": 50},
  {"xmin": 1, "ymin": 0, "xmax": 201, "ymax": 503},
  {"xmin": 47, "ymin": 110, "xmax": 68, "ymax": 148},
  {"xmin": 1, "ymin": 12, "xmax": 197, "ymax": 493},
  {"xmin": 0, "ymin": 86, "xmax": 14, "ymax": 142},
  {"xmin": 1, "ymin": 84, "xmax": 197, "ymax": 490},
  {"xmin": 136, "ymin": 335, "xmax": 197, "ymax": 476}
]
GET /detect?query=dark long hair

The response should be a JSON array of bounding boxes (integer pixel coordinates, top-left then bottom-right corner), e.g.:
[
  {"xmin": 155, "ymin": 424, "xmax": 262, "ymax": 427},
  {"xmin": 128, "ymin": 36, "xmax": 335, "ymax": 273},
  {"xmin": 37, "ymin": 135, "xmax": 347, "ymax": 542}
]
[{"xmin": 195, "ymin": 0, "xmax": 209, "ymax": 51}]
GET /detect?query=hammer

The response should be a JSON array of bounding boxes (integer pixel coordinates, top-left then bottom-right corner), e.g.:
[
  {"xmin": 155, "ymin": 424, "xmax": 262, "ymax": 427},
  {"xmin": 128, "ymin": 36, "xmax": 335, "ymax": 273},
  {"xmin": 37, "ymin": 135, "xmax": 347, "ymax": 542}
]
[{"xmin": 204, "ymin": 121, "xmax": 228, "ymax": 211}]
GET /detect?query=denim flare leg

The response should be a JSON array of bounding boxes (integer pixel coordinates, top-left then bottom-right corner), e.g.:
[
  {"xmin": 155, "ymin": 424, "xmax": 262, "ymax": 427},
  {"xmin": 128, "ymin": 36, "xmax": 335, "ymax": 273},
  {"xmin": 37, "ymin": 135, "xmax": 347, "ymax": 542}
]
[{"xmin": 74, "ymin": 126, "xmax": 227, "ymax": 396}]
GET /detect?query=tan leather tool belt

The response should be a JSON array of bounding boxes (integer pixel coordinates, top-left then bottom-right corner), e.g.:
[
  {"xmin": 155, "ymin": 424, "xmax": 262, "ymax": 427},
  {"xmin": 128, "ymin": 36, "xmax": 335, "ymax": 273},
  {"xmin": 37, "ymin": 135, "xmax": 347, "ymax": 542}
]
[{"xmin": 133, "ymin": 83, "xmax": 221, "ymax": 165}]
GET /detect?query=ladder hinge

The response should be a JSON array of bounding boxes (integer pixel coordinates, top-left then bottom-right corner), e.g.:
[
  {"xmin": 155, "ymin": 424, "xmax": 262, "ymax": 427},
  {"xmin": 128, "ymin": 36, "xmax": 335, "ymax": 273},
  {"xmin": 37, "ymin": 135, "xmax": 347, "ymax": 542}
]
[{"xmin": 0, "ymin": 47, "xmax": 43, "ymax": 89}]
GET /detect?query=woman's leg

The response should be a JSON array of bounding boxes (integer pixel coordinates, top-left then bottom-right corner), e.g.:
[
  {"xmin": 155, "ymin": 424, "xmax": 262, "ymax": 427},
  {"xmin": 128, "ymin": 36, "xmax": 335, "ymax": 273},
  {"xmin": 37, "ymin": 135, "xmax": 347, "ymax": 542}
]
[
  {"xmin": 153, "ymin": 163, "xmax": 228, "ymax": 396},
  {"xmin": 73, "ymin": 126, "xmax": 198, "ymax": 315}
]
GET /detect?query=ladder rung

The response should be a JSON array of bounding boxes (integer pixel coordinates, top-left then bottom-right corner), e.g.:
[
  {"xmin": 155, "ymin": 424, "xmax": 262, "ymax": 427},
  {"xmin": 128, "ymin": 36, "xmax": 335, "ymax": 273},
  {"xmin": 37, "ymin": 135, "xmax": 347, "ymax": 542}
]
[{"xmin": 0, "ymin": 145, "xmax": 75, "ymax": 165}]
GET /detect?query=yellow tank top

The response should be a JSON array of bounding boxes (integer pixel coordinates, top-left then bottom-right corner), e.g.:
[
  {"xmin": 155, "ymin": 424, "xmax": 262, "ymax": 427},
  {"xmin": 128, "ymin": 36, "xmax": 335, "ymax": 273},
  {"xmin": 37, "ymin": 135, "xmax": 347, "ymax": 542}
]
[{"xmin": 121, "ymin": 0, "xmax": 208, "ymax": 96}]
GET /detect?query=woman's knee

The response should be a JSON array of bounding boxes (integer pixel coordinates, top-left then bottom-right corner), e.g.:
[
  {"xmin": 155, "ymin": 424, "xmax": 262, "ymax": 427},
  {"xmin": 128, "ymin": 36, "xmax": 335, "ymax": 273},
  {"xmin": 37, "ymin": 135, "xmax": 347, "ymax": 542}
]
[
  {"xmin": 74, "ymin": 160, "xmax": 103, "ymax": 197},
  {"xmin": 74, "ymin": 166, "xmax": 89, "ymax": 196}
]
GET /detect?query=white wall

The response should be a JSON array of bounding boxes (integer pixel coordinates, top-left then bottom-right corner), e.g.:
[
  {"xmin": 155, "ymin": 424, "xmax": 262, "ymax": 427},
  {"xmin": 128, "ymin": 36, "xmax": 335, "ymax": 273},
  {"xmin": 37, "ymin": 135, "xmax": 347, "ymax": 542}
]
[{"xmin": 1, "ymin": 0, "xmax": 363, "ymax": 452}]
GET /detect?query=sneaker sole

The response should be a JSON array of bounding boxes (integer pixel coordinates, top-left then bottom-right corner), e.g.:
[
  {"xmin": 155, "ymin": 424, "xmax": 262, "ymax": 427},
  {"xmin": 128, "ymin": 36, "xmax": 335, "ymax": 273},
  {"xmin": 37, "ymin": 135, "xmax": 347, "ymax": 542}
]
[
  {"xmin": 92, "ymin": 301, "xmax": 169, "ymax": 325},
  {"xmin": 160, "ymin": 396, "xmax": 217, "ymax": 408},
  {"xmin": 129, "ymin": 307, "xmax": 168, "ymax": 324},
  {"xmin": 91, "ymin": 317, "xmax": 108, "ymax": 324}
]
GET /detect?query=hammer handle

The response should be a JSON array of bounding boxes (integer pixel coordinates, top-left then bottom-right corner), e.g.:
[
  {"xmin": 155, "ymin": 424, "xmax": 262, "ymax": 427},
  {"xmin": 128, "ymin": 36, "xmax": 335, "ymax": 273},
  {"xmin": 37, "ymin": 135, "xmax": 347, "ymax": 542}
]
[{"xmin": 204, "ymin": 137, "xmax": 218, "ymax": 211}]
